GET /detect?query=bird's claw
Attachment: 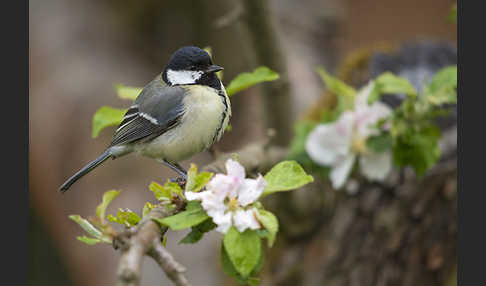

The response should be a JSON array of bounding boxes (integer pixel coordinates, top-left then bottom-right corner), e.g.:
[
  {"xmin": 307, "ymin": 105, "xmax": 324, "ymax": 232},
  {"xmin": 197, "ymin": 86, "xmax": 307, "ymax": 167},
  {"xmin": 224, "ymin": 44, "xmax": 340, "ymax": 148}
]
[{"xmin": 170, "ymin": 176, "xmax": 187, "ymax": 189}]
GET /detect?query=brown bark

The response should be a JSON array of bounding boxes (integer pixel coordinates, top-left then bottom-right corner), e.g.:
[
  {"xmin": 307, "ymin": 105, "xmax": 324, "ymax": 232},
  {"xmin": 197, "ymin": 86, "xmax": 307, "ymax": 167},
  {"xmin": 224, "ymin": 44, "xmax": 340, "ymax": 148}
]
[
  {"xmin": 114, "ymin": 202, "xmax": 191, "ymax": 286},
  {"xmin": 241, "ymin": 0, "xmax": 294, "ymax": 146},
  {"xmin": 262, "ymin": 158, "xmax": 457, "ymax": 286}
]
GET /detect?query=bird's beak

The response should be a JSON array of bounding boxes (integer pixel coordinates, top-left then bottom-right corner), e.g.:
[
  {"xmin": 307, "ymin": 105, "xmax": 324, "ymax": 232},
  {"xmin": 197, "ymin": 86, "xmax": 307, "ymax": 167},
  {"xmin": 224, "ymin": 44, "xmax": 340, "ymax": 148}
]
[{"xmin": 206, "ymin": 65, "xmax": 224, "ymax": 73}]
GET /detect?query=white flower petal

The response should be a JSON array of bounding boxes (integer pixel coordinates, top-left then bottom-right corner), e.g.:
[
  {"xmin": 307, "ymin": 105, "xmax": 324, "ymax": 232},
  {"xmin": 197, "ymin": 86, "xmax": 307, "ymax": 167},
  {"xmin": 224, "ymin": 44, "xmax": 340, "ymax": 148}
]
[
  {"xmin": 233, "ymin": 209, "xmax": 260, "ymax": 232},
  {"xmin": 185, "ymin": 191, "xmax": 205, "ymax": 201},
  {"xmin": 255, "ymin": 175, "xmax": 267, "ymax": 192},
  {"xmin": 215, "ymin": 224, "xmax": 231, "ymax": 234},
  {"xmin": 354, "ymin": 81, "xmax": 375, "ymax": 108},
  {"xmin": 345, "ymin": 178, "xmax": 360, "ymax": 195},
  {"xmin": 355, "ymin": 102, "xmax": 392, "ymax": 139},
  {"xmin": 212, "ymin": 211, "xmax": 232, "ymax": 234},
  {"xmin": 193, "ymin": 191, "xmax": 226, "ymax": 214},
  {"xmin": 225, "ymin": 159, "xmax": 246, "ymax": 181},
  {"xmin": 207, "ymin": 174, "xmax": 239, "ymax": 198},
  {"xmin": 359, "ymin": 150, "xmax": 392, "ymax": 181},
  {"xmin": 305, "ymin": 112, "xmax": 354, "ymax": 166},
  {"xmin": 237, "ymin": 175, "xmax": 266, "ymax": 207},
  {"xmin": 330, "ymin": 154, "xmax": 356, "ymax": 189}
]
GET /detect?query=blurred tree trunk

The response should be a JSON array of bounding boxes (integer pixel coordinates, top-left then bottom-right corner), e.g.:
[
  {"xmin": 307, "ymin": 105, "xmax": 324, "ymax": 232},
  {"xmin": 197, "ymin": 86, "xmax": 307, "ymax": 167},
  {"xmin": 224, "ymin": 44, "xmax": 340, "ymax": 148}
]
[
  {"xmin": 238, "ymin": 1, "xmax": 457, "ymax": 285},
  {"xmin": 241, "ymin": 0, "xmax": 293, "ymax": 146},
  {"xmin": 263, "ymin": 160, "xmax": 457, "ymax": 286}
]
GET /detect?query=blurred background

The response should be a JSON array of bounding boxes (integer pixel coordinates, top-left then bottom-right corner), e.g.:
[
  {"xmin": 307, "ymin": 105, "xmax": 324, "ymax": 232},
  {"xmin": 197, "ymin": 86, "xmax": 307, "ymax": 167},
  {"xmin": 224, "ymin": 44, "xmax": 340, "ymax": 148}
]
[{"xmin": 29, "ymin": 0, "xmax": 456, "ymax": 285}]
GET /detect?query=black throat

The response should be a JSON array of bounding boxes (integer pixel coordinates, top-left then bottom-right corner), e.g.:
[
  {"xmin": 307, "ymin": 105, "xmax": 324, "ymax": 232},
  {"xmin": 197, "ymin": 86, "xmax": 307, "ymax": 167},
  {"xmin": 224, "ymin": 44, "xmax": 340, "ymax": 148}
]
[{"xmin": 197, "ymin": 73, "xmax": 223, "ymax": 92}]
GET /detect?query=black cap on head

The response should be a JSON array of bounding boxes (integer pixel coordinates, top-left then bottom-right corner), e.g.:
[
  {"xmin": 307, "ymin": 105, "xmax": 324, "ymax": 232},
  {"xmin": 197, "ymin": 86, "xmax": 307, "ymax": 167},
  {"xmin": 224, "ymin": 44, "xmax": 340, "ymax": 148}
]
[
  {"xmin": 165, "ymin": 46, "xmax": 212, "ymax": 71},
  {"xmin": 162, "ymin": 46, "xmax": 223, "ymax": 89}
]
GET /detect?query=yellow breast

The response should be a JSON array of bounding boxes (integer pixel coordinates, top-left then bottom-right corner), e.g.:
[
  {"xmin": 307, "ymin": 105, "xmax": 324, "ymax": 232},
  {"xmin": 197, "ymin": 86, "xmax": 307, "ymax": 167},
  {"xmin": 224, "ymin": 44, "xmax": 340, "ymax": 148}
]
[{"xmin": 139, "ymin": 84, "xmax": 231, "ymax": 162}]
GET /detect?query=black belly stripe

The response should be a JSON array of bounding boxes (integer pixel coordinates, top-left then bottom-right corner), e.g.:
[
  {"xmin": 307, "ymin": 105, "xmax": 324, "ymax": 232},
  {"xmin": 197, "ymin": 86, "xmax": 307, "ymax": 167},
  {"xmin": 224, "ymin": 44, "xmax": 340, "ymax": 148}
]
[
  {"xmin": 211, "ymin": 89, "xmax": 229, "ymax": 144},
  {"xmin": 197, "ymin": 76, "xmax": 229, "ymax": 145}
]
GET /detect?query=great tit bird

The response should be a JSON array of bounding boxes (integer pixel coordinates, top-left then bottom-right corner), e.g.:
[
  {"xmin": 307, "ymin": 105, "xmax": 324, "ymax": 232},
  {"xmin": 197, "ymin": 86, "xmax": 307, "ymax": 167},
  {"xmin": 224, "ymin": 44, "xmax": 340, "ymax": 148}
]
[{"xmin": 59, "ymin": 46, "xmax": 231, "ymax": 192}]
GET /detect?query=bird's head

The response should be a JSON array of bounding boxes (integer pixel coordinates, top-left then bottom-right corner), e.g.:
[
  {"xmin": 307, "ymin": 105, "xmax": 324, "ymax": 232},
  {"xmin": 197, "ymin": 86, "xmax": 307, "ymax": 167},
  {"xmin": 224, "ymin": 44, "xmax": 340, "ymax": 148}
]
[{"xmin": 162, "ymin": 46, "xmax": 224, "ymax": 87}]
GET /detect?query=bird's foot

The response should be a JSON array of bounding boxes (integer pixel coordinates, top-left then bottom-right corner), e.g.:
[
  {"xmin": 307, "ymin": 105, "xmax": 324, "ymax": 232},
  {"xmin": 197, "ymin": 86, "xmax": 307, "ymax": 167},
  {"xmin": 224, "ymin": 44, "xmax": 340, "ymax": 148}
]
[{"xmin": 170, "ymin": 176, "xmax": 187, "ymax": 189}]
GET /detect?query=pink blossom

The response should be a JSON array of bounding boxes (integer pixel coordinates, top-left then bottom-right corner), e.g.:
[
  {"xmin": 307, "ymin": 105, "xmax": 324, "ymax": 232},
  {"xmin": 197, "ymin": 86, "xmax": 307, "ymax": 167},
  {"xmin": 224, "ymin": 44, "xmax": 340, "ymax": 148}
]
[
  {"xmin": 186, "ymin": 159, "xmax": 266, "ymax": 233},
  {"xmin": 305, "ymin": 82, "xmax": 393, "ymax": 189}
]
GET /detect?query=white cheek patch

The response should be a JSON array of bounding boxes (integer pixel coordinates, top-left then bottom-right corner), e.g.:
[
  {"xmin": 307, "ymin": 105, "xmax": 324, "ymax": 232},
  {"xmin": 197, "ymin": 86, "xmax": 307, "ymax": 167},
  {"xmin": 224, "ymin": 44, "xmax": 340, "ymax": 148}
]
[{"xmin": 167, "ymin": 69, "xmax": 203, "ymax": 85}]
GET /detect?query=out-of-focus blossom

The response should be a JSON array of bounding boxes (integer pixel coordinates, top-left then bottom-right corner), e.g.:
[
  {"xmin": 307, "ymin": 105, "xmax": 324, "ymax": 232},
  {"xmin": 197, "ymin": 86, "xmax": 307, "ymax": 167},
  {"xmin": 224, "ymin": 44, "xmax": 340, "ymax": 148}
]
[{"xmin": 305, "ymin": 82, "xmax": 393, "ymax": 189}]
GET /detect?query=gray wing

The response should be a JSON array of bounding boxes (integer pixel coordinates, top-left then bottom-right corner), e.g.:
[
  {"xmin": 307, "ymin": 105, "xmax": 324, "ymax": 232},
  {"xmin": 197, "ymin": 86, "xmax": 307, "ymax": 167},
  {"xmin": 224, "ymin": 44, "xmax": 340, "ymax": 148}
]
[{"xmin": 110, "ymin": 81, "xmax": 186, "ymax": 147}]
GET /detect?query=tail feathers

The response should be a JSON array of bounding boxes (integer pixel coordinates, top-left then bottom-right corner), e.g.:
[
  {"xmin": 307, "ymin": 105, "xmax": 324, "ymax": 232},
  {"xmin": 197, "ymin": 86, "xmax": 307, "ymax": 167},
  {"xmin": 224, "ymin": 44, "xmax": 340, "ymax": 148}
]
[{"xmin": 59, "ymin": 150, "xmax": 112, "ymax": 193}]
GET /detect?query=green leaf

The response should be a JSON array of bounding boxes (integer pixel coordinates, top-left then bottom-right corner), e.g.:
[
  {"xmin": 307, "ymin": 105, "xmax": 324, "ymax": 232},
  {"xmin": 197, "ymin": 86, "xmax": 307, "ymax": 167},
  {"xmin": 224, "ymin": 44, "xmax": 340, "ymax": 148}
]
[
  {"xmin": 320, "ymin": 106, "xmax": 341, "ymax": 123},
  {"xmin": 255, "ymin": 229, "xmax": 269, "ymax": 238},
  {"xmin": 220, "ymin": 243, "xmax": 262, "ymax": 285},
  {"xmin": 185, "ymin": 164, "xmax": 213, "ymax": 193},
  {"xmin": 427, "ymin": 64, "xmax": 457, "ymax": 93},
  {"xmin": 424, "ymin": 66, "xmax": 457, "ymax": 105},
  {"xmin": 114, "ymin": 84, "xmax": 142, "ymax": 101},
  {"xmin": 179, "ymin": 229, "xmax": 204, "ymax": 244},
  {"xmin": 368, "ymin": 72, "xmax": 417, "ymax": 104},
  {"xmin": 287, "ymin": 120, "xmax": 318, "ymax": 160},
  {"xmin": 165, "ymin": 182, "xmax": 183, "ymax": 197},
  {"xmin": 203, "ymin": 46, "xmax": 224, "ymax": 81},
  {"xmin": 107, "ymin": 214, "xmax": 122, "ymax": 225},
  {"xmin": 150, "ymin": 181, "xmax": 183, "ymax": 200},
  {"xmin": 247, "ymin": 278, "xmax": 261, "ymax": 286},
  {"xmin": 316, "ymin": 67, "xmax": 356, "ymax": 106},
  {"xmin": 95, "ymin": 190, "xmax": 120, "ymax": 224},
  {"xmin": 392, "ymin": 125, "xmax": 441, "ymax": 177},
  {"xmin": 255, "ymin": 210, "xmax": 278, "ymax": 247},
  {"xmin": 92, "ymin": 106, "xmax": 127, "ymax": 138},
  {"xmin": 179, "ymin": 218, "xmax": 217, "ymax": 244},
  {"xmin": 203, "ymin": 46, "xmax": 213, "ymax": 58},
  {"xmin": 221, "ymin": 242, "xmax": 241, "ymax": 278},
  {"xmin": 448, "ymin": 5, "xmax": 457, "ymax": 23},
  {"xmin": 262, "ymin": 161, "xmax": 314, "ymax": 197},
  {"xmin": 316, "ymin": 67, "xmax": 356, "ymax": 113},
  {"xmin": 76, "ymin": 236, "xmax": 103, "ymax": 245},
  {"xmin": 142, "ymin": 202, "xmax": 155, "ymax": 217},
  {"xmin": 366, "ymin": 133, "xmax": 393, "ymax": 154},
  {"xmin": 226, "ymin": 66, "xmax": 280, "ymax": 96},
  {"xmin": 185, "ymin": 164, "xmax": 198, "ymax": 190},
  {"xmin": 154, "ymin": 201, "xmax": 209, "ymax": 230},
  {"xmin": 69, "ymin": 215, "xmax": 104, "ymax": 239},
  {"xmin": 107, "ymin": 209, "xmax": 141, "ymax": 227},
  {"xmin": 194, "ymin": 217, "xmax": 217, "ymax": 232},
  {"xmin": 223, "ymin": 227, "xmax": 262, "ymax": 278},
  {"xmin": 251, "ymin": 249, "xmax": 264, "ymax": 279},
  {"xmin": 149, "ymin": 181, "xmax": 171, "ymax": 201}
]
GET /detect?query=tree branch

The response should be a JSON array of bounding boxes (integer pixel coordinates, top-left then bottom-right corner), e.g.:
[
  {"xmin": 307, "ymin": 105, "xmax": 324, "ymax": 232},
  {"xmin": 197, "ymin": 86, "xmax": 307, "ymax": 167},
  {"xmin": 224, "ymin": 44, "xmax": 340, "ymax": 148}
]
[
  {"xmin": 110, "ymin": 135, "xmax": 288, "ymax": 286},
  {"xmin": 202, "ymin": 139, "xmax": 288, "ymax": 175},
  {"xmin": 241, "ymin": 0, "xmax": 294, "ymax": 146},
  {"xmin": 213, "ymin": 2, "xmax": 243, "ymax": 29},
  {"xmin": 114, "ymin": 203, "xmax": 190, "ymax": 286},
  {"xmin": 110, "ymin": 125, "xmax": 456, "ymax": 286},
  {"xmin": 148, "ymin": 239, "xmax": 191, "ymax": 286}
]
